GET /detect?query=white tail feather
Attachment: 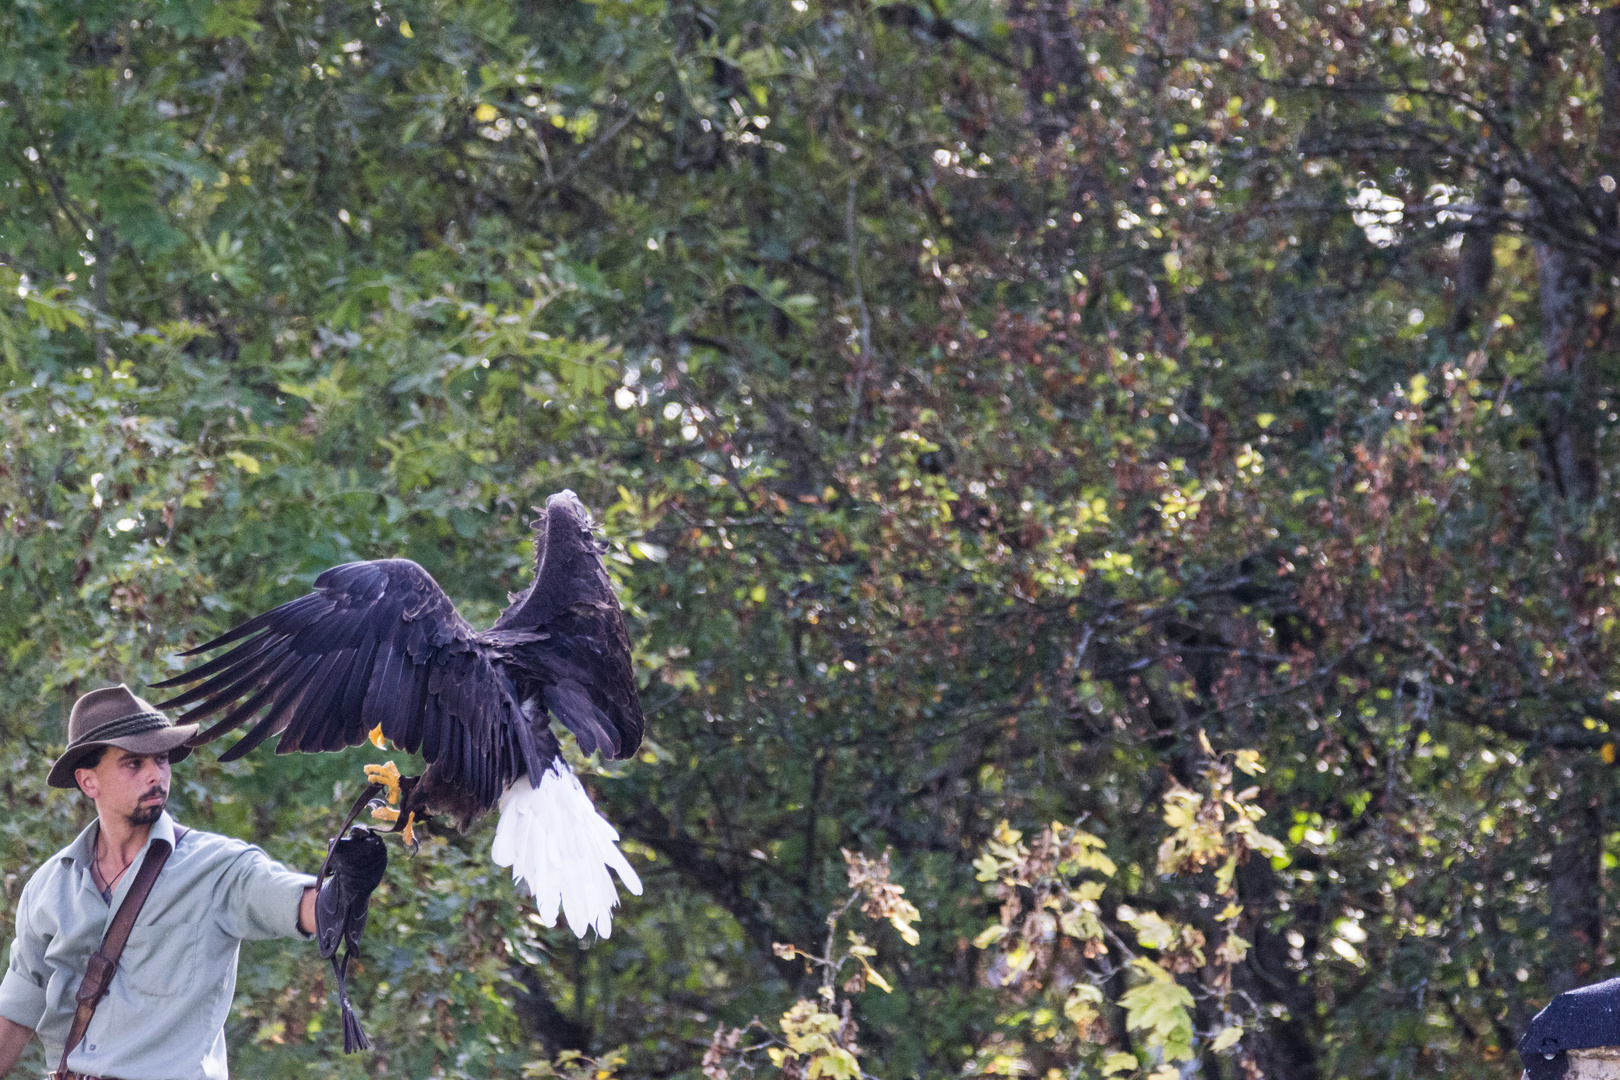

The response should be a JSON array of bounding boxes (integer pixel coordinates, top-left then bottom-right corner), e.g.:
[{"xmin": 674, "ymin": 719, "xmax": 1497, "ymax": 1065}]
[{"xmin": 491, "ymin": 761, "xmax": 643, "ymax": 939}]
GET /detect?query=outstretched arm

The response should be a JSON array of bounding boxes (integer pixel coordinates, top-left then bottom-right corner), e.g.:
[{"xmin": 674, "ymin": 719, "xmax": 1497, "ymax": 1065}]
[
  {"xmin": 298, "ymin": 886, "xmax": 317, "ymax": 936},
  {"xmin": 211, "ymin": 848, "xmax": 318, "ymax": 941},
  {"xmin": 0, "ymin": 1015, "xmax": 34, "ymax": 1076}
]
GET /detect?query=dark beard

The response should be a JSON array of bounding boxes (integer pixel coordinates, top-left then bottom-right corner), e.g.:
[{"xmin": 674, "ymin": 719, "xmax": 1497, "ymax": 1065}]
[{"xmin": 126, "ymin": 800, "xmax": 164, "ymax": 827}]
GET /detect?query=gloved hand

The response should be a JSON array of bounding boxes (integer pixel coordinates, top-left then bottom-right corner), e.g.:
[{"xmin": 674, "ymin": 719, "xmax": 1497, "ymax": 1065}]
[{"xmin": 316, "ymin": 826, "xmax": 388, "ymax": 1052}]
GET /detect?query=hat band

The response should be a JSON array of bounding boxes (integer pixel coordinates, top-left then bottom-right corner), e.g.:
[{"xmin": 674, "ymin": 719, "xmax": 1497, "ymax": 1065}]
[{"xmin": 80, "ymin": 711, "xmax": 173, "ymax": 743}]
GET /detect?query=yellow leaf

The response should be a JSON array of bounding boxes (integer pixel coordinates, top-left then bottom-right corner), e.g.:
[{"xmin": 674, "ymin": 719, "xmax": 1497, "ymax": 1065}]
[
  {"xmin": 399, "ymin": 19, "xmax": 413, "ymax": 37},
  {"xmin": 973, "ymin": 923, "xmax": 1009, "ymax": 949},
  {"xmin": 1064, "ymin": 983, "xmax": 1104, "ymax": 1030},
  {"xmin": 1074, "ymin": 849, "xmax": 1117, "ymax": 876},
  {"xmin": 1217, "ymin": 931, "xmax": 1251, "ymax": 964},
  {"xmin": 1005, "ymin": 942, "xmax": 1034, "ymax": 973},
  {"xmin": 1212, "ymin": 1025, "xmax": 1243, "ymax": 1052},
  {"xmin": 225, "ymin": 450, "xmax": 260, "ymax": 474},
  {"xmin": 1064, "ymin": 1000, "xmax": 1098, "ymax": 1032},
  {"xmin": 809, "ymin": 1047, "xmax": 859, "ymax": 1080},
  {"xmin": 1126, "ymin": 910, "xmax": 1176, "ymax": 950},
  {"xmin": 475, "ymin": 103, "xmax": 499, "ymax": 122},
  {"xmin": 1100, "ymin": 1052, "xmax": 1138, "ymax": 1076}
]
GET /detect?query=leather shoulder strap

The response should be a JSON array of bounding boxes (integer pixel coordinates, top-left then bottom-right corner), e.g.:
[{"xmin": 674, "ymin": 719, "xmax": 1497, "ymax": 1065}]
[{"xmin": 52, "ymin": 835, "xmax": 177, "ymax": 1080}]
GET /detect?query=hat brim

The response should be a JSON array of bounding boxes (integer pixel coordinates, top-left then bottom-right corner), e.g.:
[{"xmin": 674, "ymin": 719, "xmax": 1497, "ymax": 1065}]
[{"xmin": 47, "ymin": 724, "xmax": 199, "ymax": 789}]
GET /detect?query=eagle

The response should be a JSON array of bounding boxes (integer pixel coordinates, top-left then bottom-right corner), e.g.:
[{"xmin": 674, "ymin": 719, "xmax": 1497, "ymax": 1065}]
[{"xmin": 154, "ymin": 490, "xmax": 645, "ymax": 938}]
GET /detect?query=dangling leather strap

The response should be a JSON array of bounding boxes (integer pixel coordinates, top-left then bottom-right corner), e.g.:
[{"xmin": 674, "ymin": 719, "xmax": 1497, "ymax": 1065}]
[
  {"xmin": 53, "ymin": 827, "xmax": 189, "ymax": 1080},
  {"xmin": 317, "ymin": 783, "xmax": 382, "ymax": 890}
]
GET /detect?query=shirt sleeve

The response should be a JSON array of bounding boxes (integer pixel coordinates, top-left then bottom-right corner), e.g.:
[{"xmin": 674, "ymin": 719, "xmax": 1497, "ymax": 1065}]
[
  {"xmin": 212, "ymin": 847, "xmax": 316, "ymax": 942},
  {"xmin": 0, "ymin": 878, "xmax": 49, "ymax": 1030}
]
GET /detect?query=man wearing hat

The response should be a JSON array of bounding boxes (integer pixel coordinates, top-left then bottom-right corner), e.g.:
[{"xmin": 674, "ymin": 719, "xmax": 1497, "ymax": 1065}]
[{"xmin": 0, "ymin": 685, "xmax": 321, "ymax": 1079}]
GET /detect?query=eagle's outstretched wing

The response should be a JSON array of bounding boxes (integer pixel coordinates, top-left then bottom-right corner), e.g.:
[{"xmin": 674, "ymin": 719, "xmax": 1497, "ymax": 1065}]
[
  {"xmin": 491, "ymin": 490, "xmax": 645, "ymax": 760},
  {"xmin": 153, "ymin": 559, "xmax": 544, "ymax": 812}
]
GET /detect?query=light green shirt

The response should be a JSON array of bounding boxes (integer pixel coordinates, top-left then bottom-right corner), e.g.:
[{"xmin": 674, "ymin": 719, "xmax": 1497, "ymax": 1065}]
[{"xmin": 0, "ymin": 811, "xmax": 315, "ymax": 1080}]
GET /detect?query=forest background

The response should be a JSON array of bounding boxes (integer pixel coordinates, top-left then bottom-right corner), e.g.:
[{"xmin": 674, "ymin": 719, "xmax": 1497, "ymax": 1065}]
[{"xmin": 2, "ymin": 0, "xmax": 1619, "ymax": 1077}]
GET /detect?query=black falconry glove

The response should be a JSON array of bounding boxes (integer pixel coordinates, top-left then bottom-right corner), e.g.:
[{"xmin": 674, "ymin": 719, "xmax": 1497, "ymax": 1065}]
[
  {"xmin": 1519, "ymin": 976, "xmax": 1620, "ymax": 1080},
  {"xmin": 315, "ymin": 825, "xmax": 388, "ymax": 1053}
]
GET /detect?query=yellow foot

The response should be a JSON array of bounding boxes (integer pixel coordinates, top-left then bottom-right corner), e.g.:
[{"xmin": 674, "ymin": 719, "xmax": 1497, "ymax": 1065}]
[
  {"xmin": 401, "ymin": 812, "xmax": 417, "ymax": 852},
  {"xmin": 363, "ymin": 761, "xmax": 402, "ymax": 806},
  {"xmin": 369, "ymin": 804, "xmax": 400, "ymax": 824}
]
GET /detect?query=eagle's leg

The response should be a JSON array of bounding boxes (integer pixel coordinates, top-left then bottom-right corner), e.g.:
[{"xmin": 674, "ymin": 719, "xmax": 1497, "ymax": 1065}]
[
  {"xmin": 363, "ymin": 760, "xmax": 402, "ymax": 807},
  {"xmin": 362, "ymin": 805, "xmax": 418, "ymax": 853},
  {"xmin": 365, "ymin": 767, "xmax": 422, "ymax": 856}
]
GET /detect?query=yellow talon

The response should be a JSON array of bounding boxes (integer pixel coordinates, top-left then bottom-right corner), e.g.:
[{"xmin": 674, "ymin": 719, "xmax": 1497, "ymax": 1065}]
[
  {"xmin": 368, "ymin": 725, "xmax": 388, "ymax": 750},
  {"xmin": 363, "ymin": 761, "xmax": 402, "ymax": 806},
  {"xmin": 369, "ymin": 804, "xmax": 400, "ymax": 824},
  {"xmin": 401, "ymin": 812, "xmax": 417, "ymax": 849}
]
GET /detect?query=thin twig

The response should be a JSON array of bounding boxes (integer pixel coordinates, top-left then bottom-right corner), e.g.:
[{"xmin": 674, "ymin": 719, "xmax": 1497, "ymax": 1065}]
[
  {"xmin": 549, "ymin": 94, "xmax": 649, "ymax": 188},
  {"xmin": 845, "ymin": 175, "xmax": 872, "ymax": 441}
]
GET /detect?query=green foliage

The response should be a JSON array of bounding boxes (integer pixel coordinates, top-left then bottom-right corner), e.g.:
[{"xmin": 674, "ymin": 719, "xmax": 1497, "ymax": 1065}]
[
  {"xmin": 967, "ymin": 743, "xmax": 1282, "ymax": 1077},
  {"xmin": 701, "ymin": 851, "xmax": 919, "ymax": 1080},
  {"xmin": 3, "ymin": 0, "xmax": 1620, "ymax": 1077}
]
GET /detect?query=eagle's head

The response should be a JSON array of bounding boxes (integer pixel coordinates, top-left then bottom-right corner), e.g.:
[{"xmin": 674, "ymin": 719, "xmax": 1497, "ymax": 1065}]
[
  {"xmin": 495, "ymin": 490, "xmax": 615, "ymax": 629},
  {"xmin": 544, "ymin": 488, "xmax": 594, "ymax": 531},
  {"xmin": 529, "ymin": 489, "xmax": 600, "ymax": 566},
  {"xmin": 537, "ymin": 488, "xmax": 607, "ymax": 581}
]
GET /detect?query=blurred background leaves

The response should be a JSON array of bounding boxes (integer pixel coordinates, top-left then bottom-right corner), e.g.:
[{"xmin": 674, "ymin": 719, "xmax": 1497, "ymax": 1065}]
[{"xmin": 3, "ymin": 0, "xmax": 1620, "ymax": 1076}]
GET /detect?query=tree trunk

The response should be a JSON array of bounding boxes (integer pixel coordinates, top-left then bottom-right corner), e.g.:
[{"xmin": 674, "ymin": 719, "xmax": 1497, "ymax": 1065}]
[
  {"xmin": 1235, "ymin": 857, "xmax": 1321, "ymax": 1080},
  {"xmin": 1533, "ymin": 233, "xmax": 1598, "ymax": 504},
  {"xmin": 1547, "ymin": 766, "xmax": 1605, "ymax": 995}
]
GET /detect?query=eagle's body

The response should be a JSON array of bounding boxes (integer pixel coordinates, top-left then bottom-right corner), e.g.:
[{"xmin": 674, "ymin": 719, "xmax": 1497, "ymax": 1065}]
[{"xmin": 156, "ymin": 491, "xmax": 644, "ymax": 938}]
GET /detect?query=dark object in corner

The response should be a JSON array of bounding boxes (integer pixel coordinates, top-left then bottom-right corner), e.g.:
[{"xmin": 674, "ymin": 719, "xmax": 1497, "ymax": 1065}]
[
  {"xmin": 1519, "ymin": 977, "xmax": 1620, "ymax": 1080},
  {"xmin": 316, "ymin": 824, "xmax": 389, "ymax": 1053}
]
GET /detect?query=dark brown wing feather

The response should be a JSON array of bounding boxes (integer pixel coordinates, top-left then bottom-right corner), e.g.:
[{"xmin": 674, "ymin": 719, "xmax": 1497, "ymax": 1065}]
[
  {"xmin": 154, "ymin": 559, "xmax": 545, "ymax": 813},
  {"xmin": 489, "ymin": 491, "xmax": 645, "ymax": 759}
]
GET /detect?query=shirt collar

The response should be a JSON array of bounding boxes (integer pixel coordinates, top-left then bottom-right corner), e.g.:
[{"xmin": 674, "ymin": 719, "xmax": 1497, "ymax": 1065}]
[
  {"xmin": 61, "ymin": 810, "xmax": 180, "ymax": 869},
  {"xmin": 70, "ymin": 811, "xmax": 180, "ymax": 908},
  {"xmin": 62, "ymin": 818, "xmax": 99, "ymax": 869},
  {"xmin": 149, "ymin": 810, "xmax": 177, "ymax": 849}
]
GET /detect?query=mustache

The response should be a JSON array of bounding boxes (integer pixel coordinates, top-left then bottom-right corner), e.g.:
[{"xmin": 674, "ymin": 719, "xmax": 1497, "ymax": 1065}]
[{"xmin": 141, "ymin": 787, "xmax": 167, "ymax": 801}]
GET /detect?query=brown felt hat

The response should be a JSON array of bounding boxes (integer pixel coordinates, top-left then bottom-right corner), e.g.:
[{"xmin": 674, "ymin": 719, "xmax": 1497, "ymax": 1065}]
[{"xmin": 47, "ymin": 684, "xmax": 197, "ymax": 789}]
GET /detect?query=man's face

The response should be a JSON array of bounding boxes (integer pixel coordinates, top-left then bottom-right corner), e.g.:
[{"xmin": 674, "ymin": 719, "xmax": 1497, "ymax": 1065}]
[{"xmin": 76, "ymin": 749, "xmax": 171, "ymax": 827}]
